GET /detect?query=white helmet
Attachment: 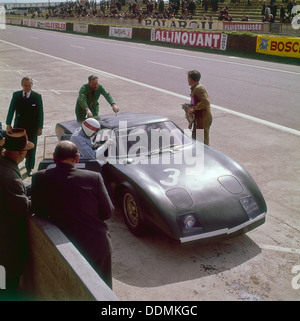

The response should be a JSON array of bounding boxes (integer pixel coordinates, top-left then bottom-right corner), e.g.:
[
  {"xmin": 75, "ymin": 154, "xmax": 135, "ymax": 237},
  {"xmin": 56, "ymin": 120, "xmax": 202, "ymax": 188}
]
[{"xmin": 82, "ymin": 118, "xmax": 100, "ymax": 137}]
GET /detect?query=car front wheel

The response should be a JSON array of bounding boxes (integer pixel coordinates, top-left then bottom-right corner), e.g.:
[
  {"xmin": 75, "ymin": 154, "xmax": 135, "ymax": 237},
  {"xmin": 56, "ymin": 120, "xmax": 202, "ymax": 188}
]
[{"xmin": 122, "ymin": 189, "xmax": 144, "ymax": 236}]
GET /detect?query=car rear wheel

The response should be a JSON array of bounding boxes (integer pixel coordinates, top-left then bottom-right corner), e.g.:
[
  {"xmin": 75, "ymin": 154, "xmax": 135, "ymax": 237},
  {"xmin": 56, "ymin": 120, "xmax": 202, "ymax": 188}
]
[{"xmin": 122, "ymin": 189, "xmax": 144, "ymax": 236}]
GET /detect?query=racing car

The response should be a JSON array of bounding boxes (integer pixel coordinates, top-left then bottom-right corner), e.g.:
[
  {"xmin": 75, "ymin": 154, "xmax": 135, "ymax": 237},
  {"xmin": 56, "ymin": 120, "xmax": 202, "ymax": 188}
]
[{"xmin": 38, "ymin": 112, "xmax": 267, "ymax": 243}]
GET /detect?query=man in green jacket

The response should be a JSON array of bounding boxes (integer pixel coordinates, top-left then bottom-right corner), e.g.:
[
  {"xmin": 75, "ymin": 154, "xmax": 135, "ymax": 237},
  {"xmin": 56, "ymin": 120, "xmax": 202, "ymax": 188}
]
[{"xmin": 75, "ymin": 75, "xmax": 119, "ymax": 121}]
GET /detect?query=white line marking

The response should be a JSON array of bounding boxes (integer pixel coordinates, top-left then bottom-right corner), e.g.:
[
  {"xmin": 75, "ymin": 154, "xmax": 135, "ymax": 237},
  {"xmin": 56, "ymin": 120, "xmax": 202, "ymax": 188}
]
[
  {"xmin": 260, "ymin": 244, "xmax": 300, "ymax": 255},
  {"xmin": 51, "ymin": 89, "xmax": 60, "ymax": 94},
  {"xmin": 30, "ymin": 36, "xmax": 39, "ymax": 39},
  {"xmin": 53, "ymin": 90, "xmax": 78, "ymax": 93},
  {"xmin": 210, "ymin": 104, "xmax": 300, "ymax": 136},
  {"xmin": 70, "ymin": 45, "xmax": 85, "ymax": 49},
  {"xmin": 147, "ymin": 61, "xmax": 183, "ymax": 69},
  {"xmin": 142, "ymin": 47, "xmax": 300, "ymax": 76},
  {"xmin": 1, "ymin": 38, "xmax": 300, "ymax": 137},
  {"xmin": 7, "ymin": 25, "xmax": 300, "ymax": 76}
]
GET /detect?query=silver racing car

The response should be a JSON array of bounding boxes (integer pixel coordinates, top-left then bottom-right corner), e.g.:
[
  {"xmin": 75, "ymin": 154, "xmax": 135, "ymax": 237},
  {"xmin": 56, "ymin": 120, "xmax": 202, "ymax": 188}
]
[{"xmin": 38, "ymin": 112, "xmax": 267, "ymax": 243}]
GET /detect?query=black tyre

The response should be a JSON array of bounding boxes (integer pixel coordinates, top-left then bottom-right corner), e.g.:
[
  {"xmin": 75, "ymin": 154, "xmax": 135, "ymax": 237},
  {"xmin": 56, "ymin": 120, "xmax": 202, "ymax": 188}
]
[{"xmin": 122, "ymin": 188, "xmax": 145, "ymax": 236}]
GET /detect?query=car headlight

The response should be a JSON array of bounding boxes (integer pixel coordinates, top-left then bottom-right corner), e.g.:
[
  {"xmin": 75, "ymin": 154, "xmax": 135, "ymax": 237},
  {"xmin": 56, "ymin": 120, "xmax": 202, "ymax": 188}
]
[
  {"xmin": 183, "ymin": 215, "xmax": 196, "ymax": 229},
  {"xmin": 177, "ymin": 213, "xmax": 203, "ymax": 233},
  {"xmin": 240, "ymin": 196, "xmax": 261, "ymax": 219}
]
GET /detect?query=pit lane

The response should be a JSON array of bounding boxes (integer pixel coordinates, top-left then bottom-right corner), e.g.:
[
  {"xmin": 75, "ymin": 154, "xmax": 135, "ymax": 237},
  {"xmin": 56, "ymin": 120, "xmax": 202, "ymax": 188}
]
[{"xmin": 0, "ymin": 28, "xmax": 299, "ymax": 301}]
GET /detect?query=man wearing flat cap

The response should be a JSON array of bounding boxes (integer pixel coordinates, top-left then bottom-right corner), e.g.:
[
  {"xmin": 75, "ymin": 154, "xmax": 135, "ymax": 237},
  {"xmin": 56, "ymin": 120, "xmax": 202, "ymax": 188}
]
[{"xmin": 0, "ymin": 128, "xmax": 34, "ymax": 299}]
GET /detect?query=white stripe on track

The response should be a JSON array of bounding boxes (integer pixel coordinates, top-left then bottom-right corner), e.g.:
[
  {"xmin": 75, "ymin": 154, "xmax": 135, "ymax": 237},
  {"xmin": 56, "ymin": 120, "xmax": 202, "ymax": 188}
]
[{"xmin": 1, "ymin": 38, "xmax": 300, "ymax": 137}]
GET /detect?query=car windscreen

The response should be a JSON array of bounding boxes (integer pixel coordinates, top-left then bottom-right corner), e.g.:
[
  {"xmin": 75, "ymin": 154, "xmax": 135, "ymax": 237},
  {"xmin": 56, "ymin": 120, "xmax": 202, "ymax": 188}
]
[{"xmin": 113, "ymin": 121, "xmax": 192, "ymax": 158}]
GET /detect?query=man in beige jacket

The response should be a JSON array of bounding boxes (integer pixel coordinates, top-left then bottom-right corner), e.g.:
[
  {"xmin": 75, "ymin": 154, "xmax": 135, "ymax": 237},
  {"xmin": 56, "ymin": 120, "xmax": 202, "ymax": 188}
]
[{"xmin": 187, "ymin": 70, "xmax": 212, "ymax": 145}]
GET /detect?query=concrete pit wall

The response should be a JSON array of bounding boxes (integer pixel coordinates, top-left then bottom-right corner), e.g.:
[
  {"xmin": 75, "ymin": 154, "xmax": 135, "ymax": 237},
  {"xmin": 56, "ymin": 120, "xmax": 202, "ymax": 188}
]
[{"xmin": 22, "ymin": 216, "xmax": 119, "ymax": 301}]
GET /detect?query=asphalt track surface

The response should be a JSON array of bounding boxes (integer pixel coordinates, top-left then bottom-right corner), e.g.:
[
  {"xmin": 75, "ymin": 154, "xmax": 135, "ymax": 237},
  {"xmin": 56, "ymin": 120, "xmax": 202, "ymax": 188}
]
[{"xmin": 0, "ymin": 25, "xmax": 299, "ymax": 301}]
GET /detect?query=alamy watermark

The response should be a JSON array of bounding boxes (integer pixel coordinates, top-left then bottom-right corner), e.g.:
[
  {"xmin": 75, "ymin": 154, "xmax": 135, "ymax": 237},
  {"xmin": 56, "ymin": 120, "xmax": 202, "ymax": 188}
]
[
  {"xmin": 291, "ymin": 265, "xmax": 300, "ymax": 290},
  {"xmin": 0, "ymin": 5, "xmax": 6, "ymax": 30},
  {"xmin": 96, "ymin": 121, "xmax": 204, "ymax": 175},
  {"xmin": 0, "ymin": 265, "xmax": 5, "ymax": 289}
]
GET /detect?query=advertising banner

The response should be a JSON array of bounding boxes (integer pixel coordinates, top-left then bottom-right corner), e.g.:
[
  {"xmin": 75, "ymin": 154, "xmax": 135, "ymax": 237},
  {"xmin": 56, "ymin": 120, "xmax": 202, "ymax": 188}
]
[
  {"xmin": 23, "ymin": 20, "xmax": 66, "ymax": 31},
  {"xmin": 6, "ymin": 18, "xmax": 22, "ymax": 26},
  {"xmin": 37, "ymin": 21, "xmax": 66, "ymax": 31},
  {"xmin": 143, "ymin": 19, "xmax": 223, "ymax": 31},
  {"xmin": 151, "ymin": 29, "xmax": 227, "ymax": 50},
  {"xmin": 256, "ymin": 35, "xmax": 300, "ymax": 58},
  {"xmin": 223, "ymin": 21, "xmax": 264, "ymax": 33},
  {"xmin": 74, "ymin": 23, "xmax": 88, "ymax": 33},
  {"xmin": 23, "ymin": 19, "xmax": 37, "ymax": 27},
  {"xmin": 109, "ymin": 27, "xmax": 132, "ymax": 39}
]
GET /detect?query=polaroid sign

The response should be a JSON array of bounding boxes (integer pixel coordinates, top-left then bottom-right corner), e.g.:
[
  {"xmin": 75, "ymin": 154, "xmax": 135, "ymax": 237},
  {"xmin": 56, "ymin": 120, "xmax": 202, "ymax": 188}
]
[{"xmin": 0, "ymin": 265, "xmax": 5, "ymax": 289}]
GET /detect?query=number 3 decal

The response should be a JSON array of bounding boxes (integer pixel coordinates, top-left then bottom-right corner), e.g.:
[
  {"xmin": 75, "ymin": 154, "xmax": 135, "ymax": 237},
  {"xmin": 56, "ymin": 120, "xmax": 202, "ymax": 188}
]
[{"xmin": 160, "ymin": 168, "xmax": 180, "ymax": 186}]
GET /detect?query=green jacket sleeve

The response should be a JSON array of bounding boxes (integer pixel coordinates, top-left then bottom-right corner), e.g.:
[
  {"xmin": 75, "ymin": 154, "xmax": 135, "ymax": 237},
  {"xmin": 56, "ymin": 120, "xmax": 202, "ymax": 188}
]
[
  {"xmin": 36, "ymin": 92, "xmax": 44, "ymax": 129},
  {"xmin": 6, "ymin": 92, "xmax": 17, "ymax": 126},
  {"xmin": 77, "ymin": 84, "xmax": 90, "ymax": 110},
  {"xmin": 99, "ymin": 85, "xmax": 116, "ymax": 106}
]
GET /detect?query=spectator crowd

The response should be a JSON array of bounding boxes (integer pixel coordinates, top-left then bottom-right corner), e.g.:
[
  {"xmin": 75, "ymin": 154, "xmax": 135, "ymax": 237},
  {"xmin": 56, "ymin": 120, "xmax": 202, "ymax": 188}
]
[
  {"xmin": 18, "ymin": 0, "xmax": 299, "ymax": 24},
  {"xmin": 261, "ymin": 0, "xmax": 298, "ymax": 23},
  {"xmin": 38, "ymin": 0, "xmax": 200, "ymax": 20}
]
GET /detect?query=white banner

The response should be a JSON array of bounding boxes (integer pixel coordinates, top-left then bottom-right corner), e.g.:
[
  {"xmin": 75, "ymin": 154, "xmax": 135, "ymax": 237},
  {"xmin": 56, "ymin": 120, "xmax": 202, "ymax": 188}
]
[
  {"xmin": 73, "ymin": 23, "xmax": 88, "ymax": 33},
  {"xmin": 109, "ymin": 26, "xmax": 132, "ymax": 39},
  {"xmin": 5, "ymin": 18, "xmax": 22, "ymax": 26}
]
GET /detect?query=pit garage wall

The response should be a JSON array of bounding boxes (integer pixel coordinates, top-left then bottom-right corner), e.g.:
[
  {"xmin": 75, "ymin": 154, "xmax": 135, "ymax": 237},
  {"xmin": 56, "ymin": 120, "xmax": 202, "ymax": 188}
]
[
  {"xmin": 22, "ymin": 216, "xmax": 119, "ymax": 301},
  {"xmin": 5, "ymin": 18, "xmax": 300, "ymax": 58}
]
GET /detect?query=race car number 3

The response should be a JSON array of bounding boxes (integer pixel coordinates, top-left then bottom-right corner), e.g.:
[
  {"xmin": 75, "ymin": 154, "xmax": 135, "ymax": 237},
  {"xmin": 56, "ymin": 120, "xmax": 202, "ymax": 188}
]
[{"xmin": 159, "ymin": 168, "xmax": 180, "ymax": 186}]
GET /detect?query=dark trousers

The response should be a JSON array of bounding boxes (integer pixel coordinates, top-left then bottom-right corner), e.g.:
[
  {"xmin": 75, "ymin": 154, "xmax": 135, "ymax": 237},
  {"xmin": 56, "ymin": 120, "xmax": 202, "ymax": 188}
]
[
  {"xmin": 25, "ymin": 132, "xmax": 37, "ymax": 171},
  {"xmin": 91, "ymin": 254, "xmax": 112, "ymax": 289}
]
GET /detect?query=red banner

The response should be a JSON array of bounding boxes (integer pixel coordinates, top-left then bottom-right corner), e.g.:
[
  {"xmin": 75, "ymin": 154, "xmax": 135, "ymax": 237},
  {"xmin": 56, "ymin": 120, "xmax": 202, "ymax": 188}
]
[
  {"xmin": 151, "ymin": 29, "xmax": 227, "ymax": 50},
  {"xmin": 23, "ymin": 20, "xmax": 66, "ymax": 30},
  {"xmin": 37, "ymin": 21, "xmax": 66, "ymax": 31}
]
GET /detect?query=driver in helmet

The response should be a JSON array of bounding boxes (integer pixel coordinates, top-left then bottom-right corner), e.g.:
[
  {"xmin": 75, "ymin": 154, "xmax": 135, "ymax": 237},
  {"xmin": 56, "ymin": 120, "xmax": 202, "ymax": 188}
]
[{"xmin": 71, "ymin": 118, "xmax": 114, "ymax": 159}]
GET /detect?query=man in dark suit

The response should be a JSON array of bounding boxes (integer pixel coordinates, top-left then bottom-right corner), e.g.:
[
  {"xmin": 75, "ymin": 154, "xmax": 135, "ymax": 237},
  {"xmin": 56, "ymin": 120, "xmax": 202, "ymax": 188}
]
[
  {"xmin": 0, "ymin": 128, "xmax": 34, "ymax": 299},
  {"xmin": 6, "ymin": 77, "xmax": 44, "ymax": 176},
  {"xmin": 31, "ymin": 141, "xmax": 114, "ymax": 289}
]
